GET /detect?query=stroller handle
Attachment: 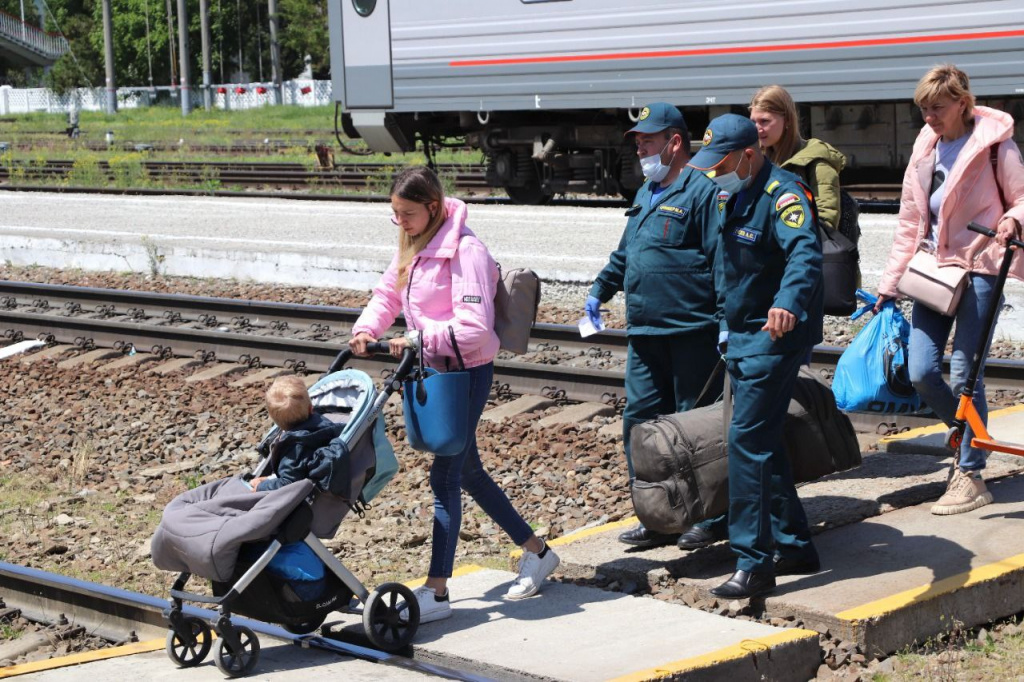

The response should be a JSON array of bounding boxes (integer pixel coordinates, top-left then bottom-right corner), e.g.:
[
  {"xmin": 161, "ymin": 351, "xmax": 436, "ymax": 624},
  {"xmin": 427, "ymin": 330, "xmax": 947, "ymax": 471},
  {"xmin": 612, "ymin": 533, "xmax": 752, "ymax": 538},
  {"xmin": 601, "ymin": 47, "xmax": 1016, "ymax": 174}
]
[
  {"xmin": 968, "ymin": 221, "xmax": 1024, "ymax": 249},
  {"xmin": 326, "ymin": 344, "xmax": 418, "ymax": 381}
]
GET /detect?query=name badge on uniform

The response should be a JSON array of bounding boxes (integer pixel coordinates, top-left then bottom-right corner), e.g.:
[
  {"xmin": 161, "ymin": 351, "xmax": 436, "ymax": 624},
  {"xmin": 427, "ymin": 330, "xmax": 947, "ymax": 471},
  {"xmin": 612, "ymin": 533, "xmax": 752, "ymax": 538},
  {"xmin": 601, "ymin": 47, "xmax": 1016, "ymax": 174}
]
[
  {"xmin": 732, "ymin": 227, "xmax": 760, "ymax": 244},
  {"xmin": 656, "ymin": 205, "xmax": 689, "ymax": 219}
]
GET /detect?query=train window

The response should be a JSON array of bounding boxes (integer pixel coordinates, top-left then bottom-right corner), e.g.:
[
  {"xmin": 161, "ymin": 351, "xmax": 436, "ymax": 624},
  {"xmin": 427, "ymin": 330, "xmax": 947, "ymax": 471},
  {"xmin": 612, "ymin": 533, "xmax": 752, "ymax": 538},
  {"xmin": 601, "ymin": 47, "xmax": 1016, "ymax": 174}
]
[{"xmin": 352, "ymin": 0, "xmax": 376, "ymax": 17}]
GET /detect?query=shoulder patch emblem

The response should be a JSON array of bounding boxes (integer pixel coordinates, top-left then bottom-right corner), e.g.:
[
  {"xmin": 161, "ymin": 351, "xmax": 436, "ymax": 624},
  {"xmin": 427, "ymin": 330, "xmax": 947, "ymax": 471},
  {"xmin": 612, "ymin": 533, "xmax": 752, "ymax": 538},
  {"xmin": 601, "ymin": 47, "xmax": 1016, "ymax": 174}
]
[
  {"xmin": 780, "ymin": 204, "xmax": 806, "ymax": 229},
  {"xmin": 702, "ymin": 128, "xmax": 713, "ymax": 146},
  {"xmin": 639, "ymin": 106, "xmax": 650, "ymax": 121},
  {"xmin": 717, "ymin": 189, "xmax": 729, "ymax": 212},
  {"xmin": 765, "ymin": 180, "xmax": 781, "ymax": 194},
  {"xmin": 775, "ymin": 192, "xmax": 801, "ymax": 212},
  {"xmin": 657, "ymin": 205, "xmax": 689, "ymax": 217}
]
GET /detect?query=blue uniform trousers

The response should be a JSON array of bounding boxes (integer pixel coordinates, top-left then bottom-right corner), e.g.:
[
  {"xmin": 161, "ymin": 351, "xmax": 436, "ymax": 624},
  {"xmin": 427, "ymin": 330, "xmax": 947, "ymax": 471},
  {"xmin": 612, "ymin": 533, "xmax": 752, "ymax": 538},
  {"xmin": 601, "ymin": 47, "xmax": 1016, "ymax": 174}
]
[
  {"xmin": 727, "ymin": 350, "xmax": 815, "ymax": 573},
  {"xmin": 623, "ymin": 331, "xmax": 721, "ymax": 479}
]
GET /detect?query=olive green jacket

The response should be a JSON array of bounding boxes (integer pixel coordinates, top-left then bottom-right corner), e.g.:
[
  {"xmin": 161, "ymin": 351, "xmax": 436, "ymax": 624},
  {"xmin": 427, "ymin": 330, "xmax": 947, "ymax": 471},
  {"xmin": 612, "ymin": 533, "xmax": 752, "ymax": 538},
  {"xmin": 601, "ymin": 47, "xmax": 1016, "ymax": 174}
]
[{"xmin": 781, "ymin": 138, "xmax": 846, "ymax": 232}]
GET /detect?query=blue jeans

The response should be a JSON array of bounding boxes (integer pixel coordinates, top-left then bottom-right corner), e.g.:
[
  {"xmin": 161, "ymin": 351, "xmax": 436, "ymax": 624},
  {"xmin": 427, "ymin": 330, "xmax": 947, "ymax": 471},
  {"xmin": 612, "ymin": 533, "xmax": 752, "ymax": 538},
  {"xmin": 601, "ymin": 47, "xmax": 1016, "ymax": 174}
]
[
  {"xmin": 908, "ymin": 273, "xmax": 1002, "ymax": 471},
  {"xmin": 428, "ymin": 362, "xmax": 534, "ymax": 578}
]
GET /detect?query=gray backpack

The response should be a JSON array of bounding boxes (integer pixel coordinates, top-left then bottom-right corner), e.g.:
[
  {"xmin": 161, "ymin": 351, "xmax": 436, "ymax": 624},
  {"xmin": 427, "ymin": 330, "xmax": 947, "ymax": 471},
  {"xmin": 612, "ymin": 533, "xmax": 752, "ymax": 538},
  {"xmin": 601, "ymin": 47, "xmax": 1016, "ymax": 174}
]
[{"xmin": 493, "ymin": 264, "xmax": 541, "ymax": 355}]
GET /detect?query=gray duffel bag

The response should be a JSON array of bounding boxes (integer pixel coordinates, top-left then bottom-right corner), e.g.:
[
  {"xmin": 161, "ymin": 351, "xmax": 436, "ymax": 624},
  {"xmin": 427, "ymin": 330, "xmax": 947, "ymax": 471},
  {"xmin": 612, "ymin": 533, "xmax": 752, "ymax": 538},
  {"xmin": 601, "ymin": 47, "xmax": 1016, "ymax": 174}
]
[{"xmin": 630, "ymin": 367, "xmax": 861, "ymax": 534}]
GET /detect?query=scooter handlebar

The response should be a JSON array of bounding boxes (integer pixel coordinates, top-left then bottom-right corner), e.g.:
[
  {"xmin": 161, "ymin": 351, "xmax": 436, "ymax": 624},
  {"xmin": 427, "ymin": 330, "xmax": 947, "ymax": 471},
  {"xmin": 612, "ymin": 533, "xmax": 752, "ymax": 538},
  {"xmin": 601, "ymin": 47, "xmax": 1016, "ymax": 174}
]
[{"xmin": 968, "ymin": 221, "xmax": 1024, "ymax": 249}]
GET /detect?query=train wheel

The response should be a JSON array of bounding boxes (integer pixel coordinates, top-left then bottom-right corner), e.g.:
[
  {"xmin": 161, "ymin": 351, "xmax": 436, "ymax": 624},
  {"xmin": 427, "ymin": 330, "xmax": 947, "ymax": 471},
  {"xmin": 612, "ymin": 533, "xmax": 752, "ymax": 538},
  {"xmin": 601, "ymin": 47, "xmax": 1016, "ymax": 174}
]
[
  {"xmin": 214, "ymin": 625, "xmax": 260, "ymax": 678},
  {"xmin": 165, "ymin": 617, "xmax": 212, "ymax": 667},
  {"xmin": 504, "ymin": 182, "xmax": 552, "ymax": 205},
  {"xmin": 363, "ymin": 582, "xmax": 419, "ymax": 651}
]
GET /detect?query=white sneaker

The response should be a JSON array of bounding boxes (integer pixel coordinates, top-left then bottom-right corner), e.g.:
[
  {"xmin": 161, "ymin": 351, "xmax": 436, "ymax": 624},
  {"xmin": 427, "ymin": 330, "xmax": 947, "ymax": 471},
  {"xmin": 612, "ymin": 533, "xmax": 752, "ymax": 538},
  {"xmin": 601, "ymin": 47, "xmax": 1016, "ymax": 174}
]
[
  {"xmin": 398, "ymin": 585, "xmax": 452, "ymax": 624},
  {"xmin": 505, "ymin": 545, "xmax": 560, "ymax": 600},
  {"xmin": 931, "ymin": 467, "xmax": 993, "ymax": 515}
]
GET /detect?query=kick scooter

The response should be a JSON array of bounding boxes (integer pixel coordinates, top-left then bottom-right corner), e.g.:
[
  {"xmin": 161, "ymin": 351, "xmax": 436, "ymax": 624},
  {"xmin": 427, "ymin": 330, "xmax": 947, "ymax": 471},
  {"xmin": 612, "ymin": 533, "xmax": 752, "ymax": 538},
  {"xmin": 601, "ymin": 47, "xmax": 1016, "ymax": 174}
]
[{"xmin": 944, "ymin": 221, "xmax": 1024, "ymax": 458}]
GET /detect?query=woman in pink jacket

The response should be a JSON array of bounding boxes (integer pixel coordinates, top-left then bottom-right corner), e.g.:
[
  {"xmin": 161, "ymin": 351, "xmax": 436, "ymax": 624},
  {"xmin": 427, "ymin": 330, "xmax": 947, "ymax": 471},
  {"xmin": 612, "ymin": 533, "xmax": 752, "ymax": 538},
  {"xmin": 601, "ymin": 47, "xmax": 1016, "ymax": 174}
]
[
  {"xmin": 875, "ymin": 64, "xmax": 1024, "ymax": 515},
  {"xmin": 349, "ymin": 167, "xmax": 559, "ymax": 623}
]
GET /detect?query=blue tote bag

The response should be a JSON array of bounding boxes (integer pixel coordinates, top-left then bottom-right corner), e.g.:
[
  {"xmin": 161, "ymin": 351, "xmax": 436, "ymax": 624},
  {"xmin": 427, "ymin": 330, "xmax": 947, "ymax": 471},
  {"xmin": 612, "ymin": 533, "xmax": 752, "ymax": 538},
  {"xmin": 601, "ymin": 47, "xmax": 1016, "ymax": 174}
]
[
  {"xmin": 403, "ymin": 327, "xmax": 471, "ymax": 456},
  {"xmin": 833, "ymin": 291, "xmax": 921, "ymax": 414}
]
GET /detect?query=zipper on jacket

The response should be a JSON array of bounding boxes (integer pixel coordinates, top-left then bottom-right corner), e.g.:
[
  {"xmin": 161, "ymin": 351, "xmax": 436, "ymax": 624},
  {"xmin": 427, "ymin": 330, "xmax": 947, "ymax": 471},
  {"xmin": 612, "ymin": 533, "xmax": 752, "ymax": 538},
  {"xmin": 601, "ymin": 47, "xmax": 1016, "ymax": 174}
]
[{"xmin": 406, "ymin": 257, "xmax": 420, "ymax": 331}]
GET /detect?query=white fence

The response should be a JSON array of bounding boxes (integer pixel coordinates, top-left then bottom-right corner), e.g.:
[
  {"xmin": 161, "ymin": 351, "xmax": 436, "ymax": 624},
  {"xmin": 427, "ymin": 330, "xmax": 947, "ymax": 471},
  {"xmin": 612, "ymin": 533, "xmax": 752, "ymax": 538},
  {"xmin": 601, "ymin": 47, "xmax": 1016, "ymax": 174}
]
[{"xmin": 0, "ymin": 79, "xmax": 334, "ymax": 116}]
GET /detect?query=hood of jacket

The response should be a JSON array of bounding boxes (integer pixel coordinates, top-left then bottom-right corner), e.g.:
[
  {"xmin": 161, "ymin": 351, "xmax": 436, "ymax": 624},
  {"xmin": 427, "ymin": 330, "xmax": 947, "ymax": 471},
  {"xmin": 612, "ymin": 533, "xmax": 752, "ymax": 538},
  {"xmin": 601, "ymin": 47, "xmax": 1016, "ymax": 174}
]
[
  {"xmin": 276, "ymin": 412, "xmax": 343, "ymax": 450},
  {"xmin": 418, "ymin": 197, "xmax": 470, "ymax": 260},
  {"xmin": 784, "ymin": 138, "xmax": 846, "ymax": 174}
]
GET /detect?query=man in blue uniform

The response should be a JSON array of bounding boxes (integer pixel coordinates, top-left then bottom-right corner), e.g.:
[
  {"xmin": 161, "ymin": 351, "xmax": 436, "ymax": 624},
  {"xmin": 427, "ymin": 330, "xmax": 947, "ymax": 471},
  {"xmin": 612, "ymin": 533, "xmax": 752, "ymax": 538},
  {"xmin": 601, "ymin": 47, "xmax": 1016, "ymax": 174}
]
[
  {"xmin": 688, "ymin": 114, "xmax": 823, "ymax": 598},
  {"xmin": 585, "ymin": 102, "xmax": 725, "ymax": 549}
]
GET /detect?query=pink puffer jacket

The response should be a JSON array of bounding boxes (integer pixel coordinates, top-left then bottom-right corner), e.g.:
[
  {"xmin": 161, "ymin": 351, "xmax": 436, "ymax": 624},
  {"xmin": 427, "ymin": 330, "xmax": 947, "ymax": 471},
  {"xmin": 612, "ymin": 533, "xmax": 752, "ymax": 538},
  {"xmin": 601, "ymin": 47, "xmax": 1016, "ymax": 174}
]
[
  {"xmin": 351, "ymin": 197, "xmax": 500, "ymax": 369},
  {"xmin": 878, "ymin": 105, "xmax": 1024, "ymax": 298}
]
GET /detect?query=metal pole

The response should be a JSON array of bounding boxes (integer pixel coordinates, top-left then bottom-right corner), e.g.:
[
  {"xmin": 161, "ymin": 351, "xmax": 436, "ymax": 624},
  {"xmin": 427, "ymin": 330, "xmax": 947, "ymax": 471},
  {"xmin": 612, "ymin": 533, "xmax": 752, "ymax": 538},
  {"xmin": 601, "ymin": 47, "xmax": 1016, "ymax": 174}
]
[
  {"xmin": 165, "ymin": 0, "xmax": 177, "ymax": 92},
  {"xmin": 267, "ymin": 0, "xmax": 282, "ymax": 105},
  {"xmin": 199, "ymin": 0, "xmax": 212, "ymax": 110},
  {"xmin": 101, "ymin": 0, "xmax": 116, "ymax": 114},
  {"xmin": 176, "ymin": 0, "xmax": 191, "ymax": 115}
]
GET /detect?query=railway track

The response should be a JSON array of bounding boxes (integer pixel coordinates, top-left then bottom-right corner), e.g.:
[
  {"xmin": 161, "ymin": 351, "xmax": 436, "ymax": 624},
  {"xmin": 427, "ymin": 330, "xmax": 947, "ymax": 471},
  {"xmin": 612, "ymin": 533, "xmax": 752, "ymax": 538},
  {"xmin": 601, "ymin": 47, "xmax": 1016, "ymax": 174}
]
[
  {"xmin": 0, "ymin": 562, "xmax": 486, "ymax": 681},
  {"xmin": 5, "ymin": 281, "xmax": 1024, "ymax": 435},
  {"xmin": 0, "ymin": 159, "xmax": 903, "ymax": 211}
]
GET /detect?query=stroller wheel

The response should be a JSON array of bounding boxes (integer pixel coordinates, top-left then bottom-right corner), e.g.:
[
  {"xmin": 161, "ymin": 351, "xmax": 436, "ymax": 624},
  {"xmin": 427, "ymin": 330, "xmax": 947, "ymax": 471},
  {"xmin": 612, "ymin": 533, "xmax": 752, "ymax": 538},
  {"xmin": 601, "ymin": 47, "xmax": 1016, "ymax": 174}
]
[
  {"xmin": 283, "ymin": 616, "xmax": 327, "ymax": 635},
  {"xmin": 363, "ymin": 582, "xmax": 419, "ymax": 652},
  {"xmin": 165, "ymin": 617, "xmax": 212, "ymax": 667},
  {"xmin": 214, "ymin": 625, "xmax": 260, "ymax": 678}
]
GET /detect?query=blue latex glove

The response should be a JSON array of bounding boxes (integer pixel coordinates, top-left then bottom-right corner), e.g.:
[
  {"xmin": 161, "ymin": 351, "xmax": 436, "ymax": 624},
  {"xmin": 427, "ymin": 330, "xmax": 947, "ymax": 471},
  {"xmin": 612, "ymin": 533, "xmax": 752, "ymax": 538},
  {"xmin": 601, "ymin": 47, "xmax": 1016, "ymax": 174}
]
[
  {"xmin": 717, "ymin": 330, "xmax": 729, "ymax": 356},
  {"xmin": 585, "ymin": 296, "xmax": 603, "ymax": 327}
]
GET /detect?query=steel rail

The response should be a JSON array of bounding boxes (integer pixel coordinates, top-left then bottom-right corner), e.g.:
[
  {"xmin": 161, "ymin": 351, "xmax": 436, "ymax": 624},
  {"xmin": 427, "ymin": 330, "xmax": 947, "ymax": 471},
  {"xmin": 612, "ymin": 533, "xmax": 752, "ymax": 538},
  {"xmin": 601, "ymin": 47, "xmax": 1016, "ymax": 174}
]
[{"xmin": 0, "ymin": 561, "xmax": 492, "ymax": 681}]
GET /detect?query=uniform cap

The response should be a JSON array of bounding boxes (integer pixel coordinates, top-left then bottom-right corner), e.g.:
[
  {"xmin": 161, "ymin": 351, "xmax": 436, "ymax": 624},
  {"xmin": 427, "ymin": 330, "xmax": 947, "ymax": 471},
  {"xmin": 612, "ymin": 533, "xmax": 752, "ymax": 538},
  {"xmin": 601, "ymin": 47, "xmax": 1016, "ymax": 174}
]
[
  {"xmin": 625, "ymin": 102, "xmax": 687, "ymax": 136},
  {"xmin": 688, "ymin": 114, "xmax": 760, "ymax": 170}
]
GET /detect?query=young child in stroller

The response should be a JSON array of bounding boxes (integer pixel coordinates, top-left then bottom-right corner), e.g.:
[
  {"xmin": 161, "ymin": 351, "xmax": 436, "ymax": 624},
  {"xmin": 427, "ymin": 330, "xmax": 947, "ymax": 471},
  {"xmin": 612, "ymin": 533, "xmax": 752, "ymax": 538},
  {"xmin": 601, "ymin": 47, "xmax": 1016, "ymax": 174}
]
[{"xmin": 152, "ymin": 346, "xmax": 423, "ymax": 677}]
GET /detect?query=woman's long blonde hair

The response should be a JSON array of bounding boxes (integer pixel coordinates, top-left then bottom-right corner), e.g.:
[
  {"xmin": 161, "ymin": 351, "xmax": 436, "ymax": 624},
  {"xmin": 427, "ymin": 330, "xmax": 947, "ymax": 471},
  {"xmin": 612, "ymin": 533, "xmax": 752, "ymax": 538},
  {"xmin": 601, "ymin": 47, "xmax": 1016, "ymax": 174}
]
[
  {"xmin": 392, "ymin": 166, "xmax": 447, "ymax": 290},
  {"xmin": 749, "ymin": 85, "xmax": 803, "ymax": 164}
]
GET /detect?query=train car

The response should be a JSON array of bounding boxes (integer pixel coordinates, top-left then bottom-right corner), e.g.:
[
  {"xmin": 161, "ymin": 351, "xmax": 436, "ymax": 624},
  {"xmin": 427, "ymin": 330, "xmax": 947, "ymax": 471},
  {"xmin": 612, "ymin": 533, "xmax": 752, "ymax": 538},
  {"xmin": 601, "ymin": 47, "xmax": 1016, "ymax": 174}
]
[{"xmin": 328, "ymin": 0, "xmax": 1024, "ymax": 203}]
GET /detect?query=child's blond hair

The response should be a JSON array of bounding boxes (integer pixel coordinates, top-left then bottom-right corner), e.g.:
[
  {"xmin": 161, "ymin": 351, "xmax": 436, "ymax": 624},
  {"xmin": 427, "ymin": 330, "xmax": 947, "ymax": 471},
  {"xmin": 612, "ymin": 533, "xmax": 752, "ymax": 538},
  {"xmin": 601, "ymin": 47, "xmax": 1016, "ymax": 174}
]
[{"xmin": 266, "ymin": 375, "xmax": 312, "ymax": 430}]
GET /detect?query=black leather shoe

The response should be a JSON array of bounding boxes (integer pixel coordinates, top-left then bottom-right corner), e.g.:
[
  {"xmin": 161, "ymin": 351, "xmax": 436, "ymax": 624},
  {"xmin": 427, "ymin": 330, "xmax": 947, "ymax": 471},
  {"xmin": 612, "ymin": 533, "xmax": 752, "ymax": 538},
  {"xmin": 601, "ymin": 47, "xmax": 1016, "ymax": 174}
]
[
  {"xmin": 773, "ymin": 554, "xmax": 821, "ymax": 576},
  {"xmin": 677, "ymin": 526, "xmax": 722, "ymax": 550},
  {"xmin": 618, "ymin": 523, "xmax": 679, "ymax": 549},
  {"xmin": 709, "ymin": 570, "xmax": 776, "ymax": 599}
]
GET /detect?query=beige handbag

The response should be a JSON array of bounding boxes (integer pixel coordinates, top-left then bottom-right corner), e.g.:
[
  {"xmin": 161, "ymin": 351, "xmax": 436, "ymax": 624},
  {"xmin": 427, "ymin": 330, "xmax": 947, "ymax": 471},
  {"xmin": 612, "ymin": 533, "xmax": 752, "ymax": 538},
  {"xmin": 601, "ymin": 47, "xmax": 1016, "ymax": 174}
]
[{"xmin": 897, "ymin": 249, "xmax": 969, "ymax": 316}]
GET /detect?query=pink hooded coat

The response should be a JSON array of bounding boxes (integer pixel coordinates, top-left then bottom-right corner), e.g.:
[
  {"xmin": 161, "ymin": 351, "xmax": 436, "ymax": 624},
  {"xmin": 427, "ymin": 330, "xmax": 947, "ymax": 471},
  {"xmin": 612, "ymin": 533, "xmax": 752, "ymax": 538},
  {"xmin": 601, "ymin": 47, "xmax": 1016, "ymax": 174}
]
[
  {"xmin": 878, "ymin": 105, "xmax": 1024, "ymax": 298},
  {"xmin": 351, "ymin": 197, "xmax": 500, "ymax": 369}
]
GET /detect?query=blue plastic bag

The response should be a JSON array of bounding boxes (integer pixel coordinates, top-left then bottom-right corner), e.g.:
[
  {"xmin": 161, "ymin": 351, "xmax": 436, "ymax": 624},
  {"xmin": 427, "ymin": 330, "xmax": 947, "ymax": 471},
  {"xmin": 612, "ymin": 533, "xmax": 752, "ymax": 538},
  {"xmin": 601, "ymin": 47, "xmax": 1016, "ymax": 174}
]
[
  {"xmin": 833, "ymin": 291, "xmax": 921, "ymax": 414},
  {"xmin": 403, "ymin": 367, "xmax": 471, "ymax": 456}
]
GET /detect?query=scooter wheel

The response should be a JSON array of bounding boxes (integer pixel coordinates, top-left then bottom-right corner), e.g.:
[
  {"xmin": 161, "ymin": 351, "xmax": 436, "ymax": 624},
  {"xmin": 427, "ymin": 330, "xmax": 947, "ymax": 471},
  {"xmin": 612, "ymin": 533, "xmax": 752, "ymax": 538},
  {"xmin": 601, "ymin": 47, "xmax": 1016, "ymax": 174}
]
[
  {"xmin": 944, "ymin": 427, "xmax": 963, "ymax": 451},
  {"xmin": 363, "ymin": 582, "xmax": 419, "ymax": 652},
  {"xmin": 165, "ymin": 617, "xmax": 212, "ymax": 667},
  {"xmin": 214, "ymin": 625, "xmax": 260, "ymax": 677}
]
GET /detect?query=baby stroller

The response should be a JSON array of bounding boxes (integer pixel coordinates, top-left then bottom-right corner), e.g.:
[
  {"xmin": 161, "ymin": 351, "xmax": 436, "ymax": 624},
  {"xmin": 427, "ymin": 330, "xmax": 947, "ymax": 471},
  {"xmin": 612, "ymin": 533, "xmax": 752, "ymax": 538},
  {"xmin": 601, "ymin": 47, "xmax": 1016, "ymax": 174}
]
[{"xmin": 151, "ymin": 344, "xmax": 420, "ymax": 677}]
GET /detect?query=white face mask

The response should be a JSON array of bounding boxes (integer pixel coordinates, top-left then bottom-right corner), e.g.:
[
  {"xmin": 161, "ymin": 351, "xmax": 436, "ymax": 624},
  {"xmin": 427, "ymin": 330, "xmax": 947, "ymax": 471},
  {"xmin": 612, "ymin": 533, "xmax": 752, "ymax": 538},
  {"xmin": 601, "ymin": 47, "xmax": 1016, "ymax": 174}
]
[
  {"xmin": 639, "ymin": 139, "xmax": 674, "ymax": 182},
  {"xmin": 712, "ymin": 152, "xmax": 751, "ymax": 194}
]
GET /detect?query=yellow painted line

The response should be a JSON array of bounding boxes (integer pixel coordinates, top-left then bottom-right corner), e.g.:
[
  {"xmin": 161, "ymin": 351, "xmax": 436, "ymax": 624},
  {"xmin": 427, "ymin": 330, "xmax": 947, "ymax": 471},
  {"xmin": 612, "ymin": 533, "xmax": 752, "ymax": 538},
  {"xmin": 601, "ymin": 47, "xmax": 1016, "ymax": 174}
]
[
  {"xmin": 606, "ymin": 628, "xmax": 819, "ymax": 682},
  {"xmin": 837, "ymin": 552, "xmax": 1024, "ymax": 621},
  {"xmin": 511, "ymin": 516, "xmax": 639, "ymax": 559},
  {"xmin": 880, "ymin": 404, "xmax": 1024, "ymax": 442},
  {"xmin": 0, "ymin": 638, "xmax": 166, "ymax": 679},
  {"xmin": 404, "ymin": 563, "xmax": 485, "ymax": 589}
]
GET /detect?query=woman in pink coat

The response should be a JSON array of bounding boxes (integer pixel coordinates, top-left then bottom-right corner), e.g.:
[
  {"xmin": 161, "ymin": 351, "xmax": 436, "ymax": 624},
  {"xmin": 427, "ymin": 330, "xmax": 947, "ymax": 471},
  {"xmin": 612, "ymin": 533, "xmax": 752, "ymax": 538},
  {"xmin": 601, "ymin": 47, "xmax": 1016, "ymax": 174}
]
[
  {"xmin": 349, "ymin": 167, "xmax": 558, "ymax": 623},
  {"xmin": 875, "ymin": 64, "xmax": 1024, "ymax": 515}
]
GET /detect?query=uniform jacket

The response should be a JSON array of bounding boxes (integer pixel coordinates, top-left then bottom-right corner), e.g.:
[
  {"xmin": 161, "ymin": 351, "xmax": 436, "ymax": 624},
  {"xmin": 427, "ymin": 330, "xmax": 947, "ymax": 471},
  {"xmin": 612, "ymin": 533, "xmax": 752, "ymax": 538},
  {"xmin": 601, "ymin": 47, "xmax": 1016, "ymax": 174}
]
[
  {"xmin": 716, "ymin": 160, "xmax": 824, "ymax": 358},
  {"xmin": 589, "ymin": 166, "xmax": 724, "ymax": 336},
  {"xmin": 782, "ymin": 138, "xmax": 846, "ymax": 232},
  {"xmin": 878, "ymin": 105, "xmax": 1024, "ymax": 298},
  {"xmin": 257, "ymin": 412, "xmax": 345, "ymax": 492},
  {"xmin": 352, "ymin": 197, "xmax": 500, "ymax": 369}
]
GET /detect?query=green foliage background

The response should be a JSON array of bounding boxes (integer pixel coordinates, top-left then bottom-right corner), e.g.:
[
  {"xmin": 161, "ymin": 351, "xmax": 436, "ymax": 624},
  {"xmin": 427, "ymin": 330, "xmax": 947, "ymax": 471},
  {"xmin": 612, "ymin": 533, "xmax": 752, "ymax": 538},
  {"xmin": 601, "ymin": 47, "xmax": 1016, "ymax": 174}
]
[{"xmin": 0, "ymin": 0, "xmax": 329, "ymax": 91}]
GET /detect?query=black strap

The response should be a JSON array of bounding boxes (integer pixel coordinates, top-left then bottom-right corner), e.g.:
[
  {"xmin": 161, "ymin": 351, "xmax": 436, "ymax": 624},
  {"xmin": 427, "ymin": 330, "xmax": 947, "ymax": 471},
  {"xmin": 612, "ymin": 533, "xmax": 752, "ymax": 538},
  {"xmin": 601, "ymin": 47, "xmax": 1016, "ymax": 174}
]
[
  {"xmin": 694, "ymin": 357, "xmax": 725, "ymax": 407},
  {"xmin": 448, "ymin": 326, "xmax": 465, "ymax": 371},
  {"xmin": 991, "ymin": 143, "xmax": 1006, "ymax": 209}
]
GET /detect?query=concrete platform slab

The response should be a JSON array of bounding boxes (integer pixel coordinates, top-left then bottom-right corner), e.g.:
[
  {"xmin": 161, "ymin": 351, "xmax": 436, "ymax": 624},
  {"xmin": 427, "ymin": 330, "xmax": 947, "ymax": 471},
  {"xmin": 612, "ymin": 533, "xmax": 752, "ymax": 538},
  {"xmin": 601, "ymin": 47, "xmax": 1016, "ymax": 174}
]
[
  {"xmin": 19, "ymin": 344, "xmax": 73, "ymax": 364},
  {"xmin": 147, "ymin": 357, "xmax": 203, "ymax": 375},
  {"xmin": 534, "ymin": 402, "xmax": 615, "ymax": 429},
  {"xmin": 229, "ymin": 366, "xmax": 290, "ymax": 387},
  {"xmin": 324, "ymin": 568, "xmax": 819, "ymax": 682},
  {"xmin": 184, "ymin": 362, "xmax": 247, "ymax": 383},
  {"xmin": 55, "ymin": 348, "xmax": 122, "ymax": 369},
  {"xmin": 7, "ymin": 639, "xmax": 442, "ymax": 681},
  {"xmin": 480, "ymin": 395, "xmax": 555, "ymax": 422},
  {"xmin": 100, "ymin": 352, "xmax": 161, "ymax": 371},
  {"xmin": 881, "ymin": 404, "xmax": 1024, "ymax": 457}
]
